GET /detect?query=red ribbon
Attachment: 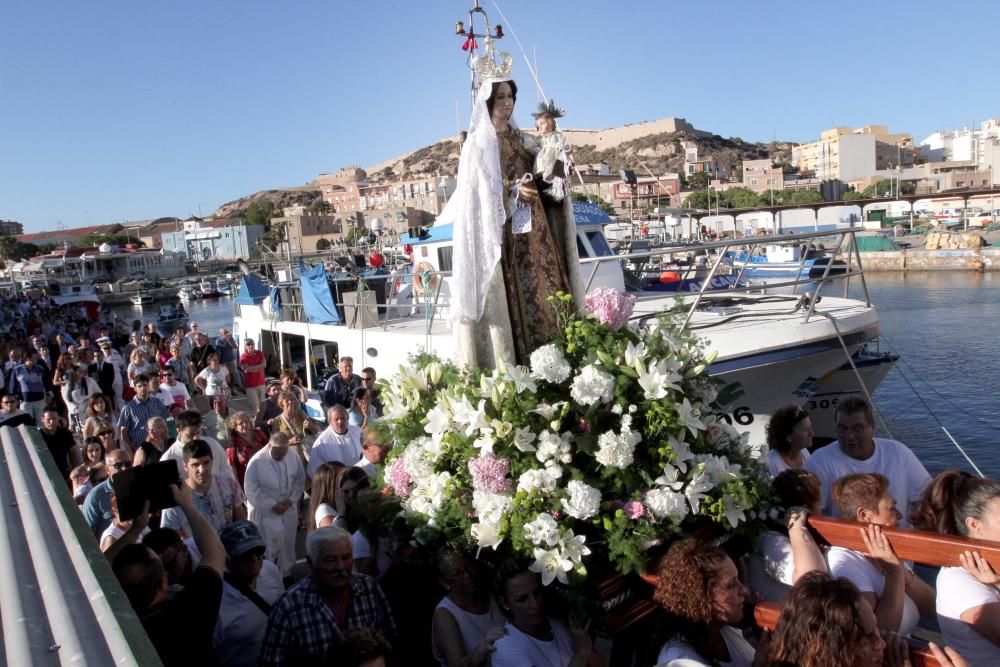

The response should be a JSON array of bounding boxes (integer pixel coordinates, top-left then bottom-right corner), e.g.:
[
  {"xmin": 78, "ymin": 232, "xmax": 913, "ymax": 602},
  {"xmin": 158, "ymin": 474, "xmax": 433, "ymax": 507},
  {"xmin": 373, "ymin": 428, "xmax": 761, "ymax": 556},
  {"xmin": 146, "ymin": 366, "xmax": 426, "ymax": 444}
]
[{"xmin": 462, "ymin": 35, "xmax": 478, "ymax": 51}]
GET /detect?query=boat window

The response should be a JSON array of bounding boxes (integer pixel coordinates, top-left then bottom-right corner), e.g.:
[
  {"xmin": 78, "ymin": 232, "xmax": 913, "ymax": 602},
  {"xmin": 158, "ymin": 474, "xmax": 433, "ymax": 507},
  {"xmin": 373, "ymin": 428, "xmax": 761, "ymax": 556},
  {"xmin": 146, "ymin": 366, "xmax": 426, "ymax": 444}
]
[
  {"xmin": 576, "ymin": 236, "xmax": 589, "ymax": 258},
  {"xmin": 437, "ymin": 246, "xmax": 453, "ymax": 272},
  {"xmin": 585, "ymin": 231, "xmax": 614, "ymax": 257}
]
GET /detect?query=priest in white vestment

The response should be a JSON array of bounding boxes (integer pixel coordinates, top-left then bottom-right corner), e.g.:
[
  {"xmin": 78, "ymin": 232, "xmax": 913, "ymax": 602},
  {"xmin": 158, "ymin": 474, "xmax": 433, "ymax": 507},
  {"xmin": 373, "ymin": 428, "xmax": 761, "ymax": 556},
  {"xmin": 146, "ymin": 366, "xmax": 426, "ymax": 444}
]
[
  {"xmin": 307, "ymin": 405, "xmax": 363, "ymax": 478},
  {"xmin": 244, "ymin": 432, "xmax": 305, "ymax": 575}
]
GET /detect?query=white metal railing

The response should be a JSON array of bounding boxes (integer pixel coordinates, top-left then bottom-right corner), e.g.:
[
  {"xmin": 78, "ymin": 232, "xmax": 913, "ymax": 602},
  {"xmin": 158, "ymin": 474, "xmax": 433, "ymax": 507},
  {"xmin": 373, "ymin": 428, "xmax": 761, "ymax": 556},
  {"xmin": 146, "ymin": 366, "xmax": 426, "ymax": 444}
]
[{"xmin": 0, "ymin": 425, "xmax": 162, "ymax": 666}]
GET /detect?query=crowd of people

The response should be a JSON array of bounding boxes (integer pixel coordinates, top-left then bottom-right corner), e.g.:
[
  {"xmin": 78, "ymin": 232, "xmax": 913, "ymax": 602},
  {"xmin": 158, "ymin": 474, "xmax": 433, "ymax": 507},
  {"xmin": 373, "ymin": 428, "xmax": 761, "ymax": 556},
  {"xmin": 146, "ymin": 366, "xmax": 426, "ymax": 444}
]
[{"xmin": 2, "ymin": 292, "xmax": 999, "ymax": 666}]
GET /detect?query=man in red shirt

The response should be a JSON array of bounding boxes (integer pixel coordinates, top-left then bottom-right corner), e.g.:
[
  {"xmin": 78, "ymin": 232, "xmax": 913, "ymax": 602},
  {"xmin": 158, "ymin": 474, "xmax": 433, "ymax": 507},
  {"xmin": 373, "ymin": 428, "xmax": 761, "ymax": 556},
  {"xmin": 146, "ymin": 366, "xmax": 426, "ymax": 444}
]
[{"xmin": 240, "ymin": 338, "xmax": 266, "ymax": 411}]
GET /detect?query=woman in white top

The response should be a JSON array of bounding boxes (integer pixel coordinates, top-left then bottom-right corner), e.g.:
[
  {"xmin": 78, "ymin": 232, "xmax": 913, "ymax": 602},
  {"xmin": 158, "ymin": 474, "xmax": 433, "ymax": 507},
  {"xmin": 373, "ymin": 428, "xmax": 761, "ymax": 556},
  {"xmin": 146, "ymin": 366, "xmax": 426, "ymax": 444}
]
[
  {"xmin": 828, "ymin": 472, "xmax": 936, "ymax": 636},
  {"xmin": 746, "ymin": 469, "xmax": 828, "ymax": 603},
  {"xmin": 653, "ymin": 538, "xmax": 755, "ymax": 667},
  {"xmin": 308, "ymin": 461, "xmax": 347, "ymax": 530},
  {"xmin": 65, "ymin": 364, "xmax": 101, "ymax": 432},
  {"xmin": 912, "ymin": 470, "xmax": 1000, "ymax": 664},
  {"xmin": 127, "ymin": 348, "xmax": 154, "ymax": 387},
  {"xmin": 765, "ymin": 404, "xmax": 812, "ymax": 477},
  {"xmin": 196, "ymin": 352, "xmax": 230, "ymax": 397},
  {"xmin": 431, "ymin": 550, "xmax": 506, "ymax": 667},
  {"xmin": 491, "ymin": 564, "xmax": 600, "ymax": 667}
]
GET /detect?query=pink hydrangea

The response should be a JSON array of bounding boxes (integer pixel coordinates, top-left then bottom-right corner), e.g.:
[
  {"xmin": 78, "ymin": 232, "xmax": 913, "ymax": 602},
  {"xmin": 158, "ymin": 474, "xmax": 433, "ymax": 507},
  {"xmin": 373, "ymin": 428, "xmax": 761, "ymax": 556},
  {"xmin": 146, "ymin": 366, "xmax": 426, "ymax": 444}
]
[
  {"xmin": 623, "ymin": 500, "xmax": 646, "ymax": 520},
  {"xmin": 386, "ymin": 458, "xmax": 413, "ymax": 498},
  {"xmin": 584, "ymin": 288, "xmax": 636, "ymax": 331},
  {"xmin": 468, "ymin": 453, "xmax": 512, "ymax": 494}
]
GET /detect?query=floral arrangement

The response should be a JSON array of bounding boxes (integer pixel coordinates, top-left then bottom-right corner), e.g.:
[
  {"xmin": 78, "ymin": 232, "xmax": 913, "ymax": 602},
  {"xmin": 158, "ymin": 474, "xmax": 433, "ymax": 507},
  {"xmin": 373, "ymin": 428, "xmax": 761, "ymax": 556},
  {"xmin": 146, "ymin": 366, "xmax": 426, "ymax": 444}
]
[{"xmin": 378, "ymin": 291, "xmax": 770, "ymax": 585}]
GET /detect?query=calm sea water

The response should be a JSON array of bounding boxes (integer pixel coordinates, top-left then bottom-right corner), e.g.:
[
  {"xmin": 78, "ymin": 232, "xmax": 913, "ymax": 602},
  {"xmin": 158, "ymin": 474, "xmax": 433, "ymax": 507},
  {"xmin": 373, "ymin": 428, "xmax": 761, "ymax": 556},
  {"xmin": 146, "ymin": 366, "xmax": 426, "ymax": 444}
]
[{"xmin": 123, "ymin": 273, "xmax": 1000, "ymax": 479}]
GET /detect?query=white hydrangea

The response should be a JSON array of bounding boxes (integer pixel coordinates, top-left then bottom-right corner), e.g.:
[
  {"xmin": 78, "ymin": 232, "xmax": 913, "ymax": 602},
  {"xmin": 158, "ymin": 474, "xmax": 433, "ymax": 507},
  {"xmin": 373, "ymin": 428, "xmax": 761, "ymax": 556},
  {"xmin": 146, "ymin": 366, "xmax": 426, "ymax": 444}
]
[
  {"xmin": 517, "ymin": 466, "xmax": 563, "ymax": 493},
  {"xmin": 569, "ymin": 364, "xmax": 615, "ymax": 407},
  {"xmin": 523, "ymin": 512, "xmax": 560, "ymax": 546},
  {"xmin": 594, "ymin": 423, "xmax": 642, "ymax": 468},
  {"xmin": 530, "ymin": 344, "xmax": 572, "ymax": 383},
  {"xmin": 644, "ymin": 487, "xmax": 689, "ymax": 521},
  {"xmin": 472, "ymin": 490, "xmax": 513, "ymax": 526},
  {"xmin": 536, "ymin": 431, "xmax": 573, "ymax": 465},
  {"xmin": 561, "ymin": 480, "xmax": 601, "ymax": 520}
]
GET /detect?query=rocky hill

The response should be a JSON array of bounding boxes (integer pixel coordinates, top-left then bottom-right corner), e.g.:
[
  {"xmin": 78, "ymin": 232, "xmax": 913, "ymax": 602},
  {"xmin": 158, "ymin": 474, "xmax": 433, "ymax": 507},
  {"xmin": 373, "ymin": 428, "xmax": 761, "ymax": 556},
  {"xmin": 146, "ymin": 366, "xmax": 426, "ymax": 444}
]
[{"xmin": 213, "ymin": 117, "xmax": 797, "ymax": 217}]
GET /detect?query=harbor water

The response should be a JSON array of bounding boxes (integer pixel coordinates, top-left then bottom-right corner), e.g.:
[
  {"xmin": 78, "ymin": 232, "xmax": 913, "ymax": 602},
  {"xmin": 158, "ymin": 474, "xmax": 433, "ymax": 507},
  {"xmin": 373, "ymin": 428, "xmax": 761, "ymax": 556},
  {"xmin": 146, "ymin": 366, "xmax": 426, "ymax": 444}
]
[{"xmin": 125, "ymin": 272, "xmax": 1000, "ymax": 479}]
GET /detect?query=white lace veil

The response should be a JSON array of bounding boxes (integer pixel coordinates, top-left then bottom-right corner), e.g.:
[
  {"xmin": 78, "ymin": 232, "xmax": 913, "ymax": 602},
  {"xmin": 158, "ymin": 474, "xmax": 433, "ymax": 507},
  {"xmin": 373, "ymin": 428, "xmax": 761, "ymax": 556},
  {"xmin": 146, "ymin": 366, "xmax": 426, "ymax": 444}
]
[{"xmin": 437, "ymin": 77, "xmax": 517, "ymax": 323}]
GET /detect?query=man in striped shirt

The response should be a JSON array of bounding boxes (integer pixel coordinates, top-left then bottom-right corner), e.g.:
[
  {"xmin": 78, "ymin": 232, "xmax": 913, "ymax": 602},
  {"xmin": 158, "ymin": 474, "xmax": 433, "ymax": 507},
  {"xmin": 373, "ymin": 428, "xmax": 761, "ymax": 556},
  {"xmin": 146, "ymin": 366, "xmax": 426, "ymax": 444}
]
[{"xmin": 118, "ymin": 373, "xmax": 170, "ymax": 458}]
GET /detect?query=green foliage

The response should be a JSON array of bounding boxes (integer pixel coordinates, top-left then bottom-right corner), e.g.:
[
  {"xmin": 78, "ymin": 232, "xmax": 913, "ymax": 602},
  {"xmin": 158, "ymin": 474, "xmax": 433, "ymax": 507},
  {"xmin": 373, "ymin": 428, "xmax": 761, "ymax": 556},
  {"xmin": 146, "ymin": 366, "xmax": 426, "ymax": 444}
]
[
  {"xmin": 79, "ymin": 232, "xmax": 136, "ymax": 247},
  {"xmin": 722, "ymin": 187, "xmax": 760, "ymax": 209},
  {"xmin": 245, "ymin": 199, "xmax": 277, "ymax": 228},
  {"xmin": 842, "ymin": 191, "xmax": 866, "ymax": 201},
  {"xmin": 0, "ymin": 235, "xmax": 40, "ymax": 260},
  {"xmin": 571, "ymin": 191, "xmax": 616, "ymax": 217}
]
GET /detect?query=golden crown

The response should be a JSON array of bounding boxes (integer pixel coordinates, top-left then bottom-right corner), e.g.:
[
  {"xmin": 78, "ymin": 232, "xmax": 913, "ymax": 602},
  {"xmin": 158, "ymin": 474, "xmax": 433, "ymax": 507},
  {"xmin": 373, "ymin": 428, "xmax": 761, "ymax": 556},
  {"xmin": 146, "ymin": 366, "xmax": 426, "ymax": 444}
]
[{"xmin": 471, "ymin": 37, "xmax": 512, "ymax": 81}]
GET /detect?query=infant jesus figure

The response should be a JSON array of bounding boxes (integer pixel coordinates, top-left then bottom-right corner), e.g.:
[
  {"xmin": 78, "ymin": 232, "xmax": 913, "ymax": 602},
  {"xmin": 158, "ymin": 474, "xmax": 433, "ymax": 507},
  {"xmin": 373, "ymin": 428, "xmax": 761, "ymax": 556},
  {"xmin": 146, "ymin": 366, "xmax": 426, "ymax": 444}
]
[{"xmin": 532, "ymin": 100, "xmax": 571, "ymax": 202}]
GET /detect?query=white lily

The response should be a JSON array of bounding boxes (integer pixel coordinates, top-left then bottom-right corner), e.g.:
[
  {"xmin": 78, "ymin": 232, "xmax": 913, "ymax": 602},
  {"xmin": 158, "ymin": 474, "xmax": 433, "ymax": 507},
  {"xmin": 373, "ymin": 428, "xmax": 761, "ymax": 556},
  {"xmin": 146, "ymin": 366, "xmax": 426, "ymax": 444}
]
[
  {"xmin": 512, "ymin": 426, "xmax": 537, "ymax": 452},
  {"xmin": 423, "ymin": 398, "xmax": 452, "ymax": 434},
  {"xmin": 531, "ymin": 401, "xmax": 566, "ymax": 421},
  {"xmin": 624, "ymin": 340, "xmax": 647, "ymax": 371},
  {"xmin": 721, "ymin": 494, "xmax": 746, "ymax": 529},
  {"xmin": 653, "ymin": 462, "xmax": 685, "ymax": 491},
  {"xmin": 471, "ymin": 521, "xmax": 503, "ymax": 549},
  {"xmin": 559, "ymin": 530, "xmax": 592, "ymax": 564},
  {"xmin": 451, "ymin": 395, "xmax": 489, "ymax": 437},
  {"xmin": 667, "ymin": 435, "xmax": 695, "ymax": 473},
  {"xmin": 676, "ymin": 398, "xmax": 706, "ymax": 437},
  {"xmin": 502, "ymin": 364, "xmax": 537, "ymax": 395},
  {"xmin": 530, "ymin": 546, "xmax": 573, "ymax": 586}
]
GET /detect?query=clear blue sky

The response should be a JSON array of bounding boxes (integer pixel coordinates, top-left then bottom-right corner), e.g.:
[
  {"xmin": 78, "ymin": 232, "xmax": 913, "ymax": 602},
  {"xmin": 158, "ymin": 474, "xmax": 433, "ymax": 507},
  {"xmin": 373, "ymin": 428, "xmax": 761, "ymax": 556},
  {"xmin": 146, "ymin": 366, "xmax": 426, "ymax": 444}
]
[{"xmin": 3, "ymin": 0, "xmax": 997, "ymax": 232}]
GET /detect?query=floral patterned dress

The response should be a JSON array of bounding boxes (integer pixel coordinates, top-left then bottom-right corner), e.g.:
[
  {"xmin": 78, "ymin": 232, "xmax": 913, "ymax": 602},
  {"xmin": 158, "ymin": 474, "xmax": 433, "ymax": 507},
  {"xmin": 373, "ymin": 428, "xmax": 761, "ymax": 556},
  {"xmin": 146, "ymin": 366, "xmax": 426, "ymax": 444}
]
[{"xmin": 497, "ymin": 128, "xmax": 573, "ymax": 363}]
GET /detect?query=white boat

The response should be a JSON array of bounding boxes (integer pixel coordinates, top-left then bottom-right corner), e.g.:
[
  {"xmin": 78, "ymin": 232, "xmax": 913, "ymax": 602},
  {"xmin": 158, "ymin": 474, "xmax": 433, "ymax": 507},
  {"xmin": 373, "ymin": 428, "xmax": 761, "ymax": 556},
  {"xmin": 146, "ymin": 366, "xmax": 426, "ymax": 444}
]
[
  {"xmin": 177, "ymin": 286, "xmax": 201, "ymax": 300},
  {"xmin": 130, "ymin": 293, "xmax": 154, "ymax": 306},
  {"xmin": 156, "ymin": 302, "xmax": 189, "ymax": 333},
  {"xmin": 199, "ymin": 279, "xmax": 222, "ymax": 297},
  {"xmin": 233, "ymin": 202, "xmax": 890, "ymax": 445}
]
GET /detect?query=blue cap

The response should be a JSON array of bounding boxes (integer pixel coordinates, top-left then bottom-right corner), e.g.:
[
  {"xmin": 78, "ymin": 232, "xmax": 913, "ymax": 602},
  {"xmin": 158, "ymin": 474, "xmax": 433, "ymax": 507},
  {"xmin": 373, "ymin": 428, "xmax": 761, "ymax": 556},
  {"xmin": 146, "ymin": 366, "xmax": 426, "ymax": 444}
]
[{"xmin": 219, "ymin": 520, "xmax": 266, "ymax": 558}]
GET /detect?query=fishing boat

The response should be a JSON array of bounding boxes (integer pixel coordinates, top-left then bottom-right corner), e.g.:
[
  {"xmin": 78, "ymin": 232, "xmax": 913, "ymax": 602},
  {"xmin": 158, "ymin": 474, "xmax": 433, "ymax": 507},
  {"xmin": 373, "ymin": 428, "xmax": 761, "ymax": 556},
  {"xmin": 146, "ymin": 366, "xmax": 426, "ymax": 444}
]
[
  {"xmin": 177, "ymin": 285, "xmax": 201, "ymax": 300},
  {"xmin": 723, "ymin": 243, "xmax": 848, "ymax": 280},
  {"xmin": 129, "ymin": 293, "xmax": 154, "ymax": 306},
  {"xmin": 156, "ymin": 302, "xmax": 189, "ymax": 333},
  {"xmin": 232, "ymin": 201, "xmax": 889, "ymax": 445},
  {"xmin": 199, "ymin": 278, "xmax": 223, "ymax": 298}
]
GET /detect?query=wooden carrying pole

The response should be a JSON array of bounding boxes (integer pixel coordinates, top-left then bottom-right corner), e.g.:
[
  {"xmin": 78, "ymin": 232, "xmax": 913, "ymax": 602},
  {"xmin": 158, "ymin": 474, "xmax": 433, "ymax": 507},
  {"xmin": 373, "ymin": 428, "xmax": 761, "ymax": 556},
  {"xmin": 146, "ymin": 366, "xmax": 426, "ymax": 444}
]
[{"xmin": 751, "ymin": 515, "xmax": 1000, "ymax": 667}]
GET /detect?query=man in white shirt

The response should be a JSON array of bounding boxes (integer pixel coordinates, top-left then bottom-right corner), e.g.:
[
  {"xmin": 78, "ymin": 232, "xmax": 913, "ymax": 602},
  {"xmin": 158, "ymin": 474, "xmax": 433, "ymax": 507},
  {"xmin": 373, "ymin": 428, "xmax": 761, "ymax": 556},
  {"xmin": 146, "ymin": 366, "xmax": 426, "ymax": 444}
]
[
  {"xmin": 161, "ymin": 439, "xmax": 247, "ymax": 539},
  {"xmin": 307, "ymin": 405, "xmax": 362, "ymax": 478},
  {"xmin": 244, "ymin": 432, "xmax": 305, "ymax": 576},
  {"xmin": 213, "ymin": 521, "xmax": 285, "ymax": 667},
  {"xmin": 354, "ymin": 427, "xmax": 391, "ymax": 478},
  {"xmin": 161, "ymin": 410, "xmax": 237, "ymax": 483},
  {"xmin": 805, "ymin": 396, "xmax": 931, "ymax": 525},
  {"xmin": 158, "ymin": 367, "xmax": 195, "ymax": 411}
]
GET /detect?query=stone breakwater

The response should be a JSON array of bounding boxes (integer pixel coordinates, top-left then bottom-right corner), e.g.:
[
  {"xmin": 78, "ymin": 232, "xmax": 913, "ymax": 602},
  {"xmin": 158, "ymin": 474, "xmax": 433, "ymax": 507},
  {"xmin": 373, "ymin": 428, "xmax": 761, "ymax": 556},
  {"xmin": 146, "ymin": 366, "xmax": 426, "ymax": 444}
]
[{"xmin": 862, "ymin": 247, "xmax": 1000, "ymax": 271}]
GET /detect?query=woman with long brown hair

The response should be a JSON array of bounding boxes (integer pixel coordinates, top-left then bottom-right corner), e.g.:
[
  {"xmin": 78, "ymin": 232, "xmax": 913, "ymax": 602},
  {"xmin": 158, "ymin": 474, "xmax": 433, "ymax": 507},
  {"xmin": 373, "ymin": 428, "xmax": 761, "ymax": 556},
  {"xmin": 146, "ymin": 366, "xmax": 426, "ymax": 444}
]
[
  {"xmin": 912, "ymin": 470, "xmax": 1000, "ymax": 663},
  {"xmin": 765, "ymin": 571, "xmax": 886, "ymax": 666},
  {"xmin": 308, "ymin": 461, "xmax": 347, "ymax": 531}
]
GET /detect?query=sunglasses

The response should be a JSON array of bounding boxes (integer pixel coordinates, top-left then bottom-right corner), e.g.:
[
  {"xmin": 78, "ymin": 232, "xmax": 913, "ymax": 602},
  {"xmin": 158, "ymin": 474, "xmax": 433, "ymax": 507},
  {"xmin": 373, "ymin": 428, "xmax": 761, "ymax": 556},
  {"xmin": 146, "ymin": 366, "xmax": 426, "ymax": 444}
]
[
  {"xmin": 98, "ymin": 431, "xmax": 114, "ymax": 437},
  {"xmin": 110, "ymin": 461, "xmax": 132, "ymax": 470}
]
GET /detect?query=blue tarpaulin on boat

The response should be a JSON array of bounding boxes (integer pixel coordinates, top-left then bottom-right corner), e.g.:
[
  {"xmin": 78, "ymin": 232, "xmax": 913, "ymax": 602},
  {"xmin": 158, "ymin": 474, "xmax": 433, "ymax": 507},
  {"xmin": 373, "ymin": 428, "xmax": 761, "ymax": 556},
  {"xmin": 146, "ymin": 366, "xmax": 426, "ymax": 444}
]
[
  {"xmin": 299, "ymin": 263, "xmax": 341, "ymax": 325},
  {"xmin": 235, "ymin": 275, "xmax": 269, "ymax": 305}
]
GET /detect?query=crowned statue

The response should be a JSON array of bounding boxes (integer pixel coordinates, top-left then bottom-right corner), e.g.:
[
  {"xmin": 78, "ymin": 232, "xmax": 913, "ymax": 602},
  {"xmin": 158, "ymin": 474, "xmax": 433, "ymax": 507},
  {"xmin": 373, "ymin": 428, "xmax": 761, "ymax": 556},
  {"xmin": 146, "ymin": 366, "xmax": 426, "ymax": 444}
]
[{"xmin": 437, "ymin": 38, "xmax": 585, "ymax": 370}]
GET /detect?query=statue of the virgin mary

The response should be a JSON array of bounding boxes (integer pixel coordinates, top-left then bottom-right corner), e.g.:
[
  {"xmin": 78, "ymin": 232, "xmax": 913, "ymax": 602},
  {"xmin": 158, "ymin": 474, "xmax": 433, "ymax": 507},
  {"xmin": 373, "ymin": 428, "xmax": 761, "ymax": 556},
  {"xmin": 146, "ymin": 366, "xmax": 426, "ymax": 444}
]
[{"xmin": 436, "ymin": 40, "xmax": 585, "ymax": 370}]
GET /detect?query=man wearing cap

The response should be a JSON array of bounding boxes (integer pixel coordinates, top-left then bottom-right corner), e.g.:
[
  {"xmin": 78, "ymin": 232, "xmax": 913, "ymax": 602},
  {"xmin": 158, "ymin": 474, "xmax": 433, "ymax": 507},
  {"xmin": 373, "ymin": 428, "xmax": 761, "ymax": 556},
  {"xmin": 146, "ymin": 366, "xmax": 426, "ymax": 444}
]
[
  {"xmin": 259, "ymin": 526, "xmax": 396, "ymax": 666},
  {"xmin": 240, "ymin": 338, "xmax": 266, "ymax": 411},
  {"xmin": 213, "ymin": 521, "xmax": 285, "ymax": 667},
  {"xmin": 244, "ymin": 432, "xmax": 305, "ymax": 576}
]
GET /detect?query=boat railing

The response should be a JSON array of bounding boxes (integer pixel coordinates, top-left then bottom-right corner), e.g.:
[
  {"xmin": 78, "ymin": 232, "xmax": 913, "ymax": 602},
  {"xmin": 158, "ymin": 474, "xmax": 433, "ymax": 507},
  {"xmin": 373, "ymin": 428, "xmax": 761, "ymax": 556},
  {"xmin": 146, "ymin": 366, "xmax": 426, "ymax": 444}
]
[
  {"xmin": 579, "ymin": 227, "xmax": 871, "ymax": 326},
  {"xmin": 261, "ymin": 267, "xmax": 455, "ymax": 335}
]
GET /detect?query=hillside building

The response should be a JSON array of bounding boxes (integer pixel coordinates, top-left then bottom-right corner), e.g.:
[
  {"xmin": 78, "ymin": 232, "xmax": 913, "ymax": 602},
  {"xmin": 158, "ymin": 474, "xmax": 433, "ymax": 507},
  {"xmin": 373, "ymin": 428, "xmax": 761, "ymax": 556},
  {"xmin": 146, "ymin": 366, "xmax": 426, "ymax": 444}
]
[
  {"xmin": 742, "ymin": 160, "xmax": 784, "ymax": 193},
  {"xmin": 0, "ymin": 219, "xmax": 23, "ymax": 236},
  {"xmin": 793, "ymin": 125, "xmax": 914, "ymax": 182}
]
